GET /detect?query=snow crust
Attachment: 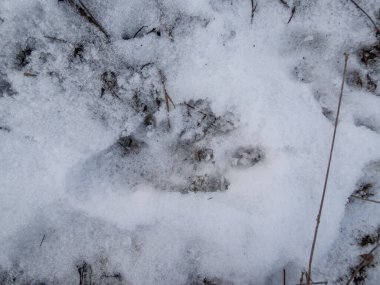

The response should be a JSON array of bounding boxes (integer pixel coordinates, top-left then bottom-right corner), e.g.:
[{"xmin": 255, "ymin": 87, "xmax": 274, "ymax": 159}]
[{"xmin": 0, "ymin": 0, "xmax": 380, "ymax": 284}]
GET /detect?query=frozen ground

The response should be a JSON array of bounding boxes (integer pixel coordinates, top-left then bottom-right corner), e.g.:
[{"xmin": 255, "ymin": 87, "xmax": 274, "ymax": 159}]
[{"xmin": 0, "ymin": 0, "xmax": 380, "ymax": 284}]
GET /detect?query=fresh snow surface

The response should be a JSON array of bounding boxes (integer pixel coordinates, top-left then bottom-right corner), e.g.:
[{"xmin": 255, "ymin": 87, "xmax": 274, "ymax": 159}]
[{"xmin": 0, "ymin": 0, "xmax": 380, "ymax": 284}]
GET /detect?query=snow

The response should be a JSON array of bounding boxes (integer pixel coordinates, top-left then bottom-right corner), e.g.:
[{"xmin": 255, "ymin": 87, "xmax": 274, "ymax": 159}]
[{"xmin": 0, "ymin": 0, "xmax": 380, "ymax": 284}]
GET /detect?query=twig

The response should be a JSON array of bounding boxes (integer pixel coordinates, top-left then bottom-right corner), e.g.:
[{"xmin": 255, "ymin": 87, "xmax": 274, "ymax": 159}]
[
  {"xmin": 132, "ymin": 26, "xmax": 147, "ymax": 39},
  {"xmin": 306, "ymin": 53, "xmax": 349, "ymax": 285},
  {"xmin": 287, "ymin": 6, "xmax": 296, "ymax": 24},
  {"xmin": 146, "ymin": 27, "xmax": 161, "ymax": 36},
  {"xmin": 141, "ymin": 62, "xmax": 154, "ymax": 70},
  {"xmin": 185, "ymin": 103, "xmax": 195, "ymax": 109},
  {"xmin": 250, "ymin": 0, "xmax": 258, "ymax": 23},
  {"xmin": 350, "ymin": 194, "xmax": 380, "ymax": 204},
  {"xmin": 348, "ymin": 0, "xmax": 380, "ymax": 35},
  {"xmin": 279, "ymin": 0, "xmax": 290, "ymax": 8},
  {"xmin": 283, "ymin": 269, "xmax": 286, "ymax": 285},
  {"xmin": 40, "ymin": 234, "xmax": 46, "ymax": 247},
  {"xmin": 346, "ymin": 244, "xmax": 379, "ymax": 285}
]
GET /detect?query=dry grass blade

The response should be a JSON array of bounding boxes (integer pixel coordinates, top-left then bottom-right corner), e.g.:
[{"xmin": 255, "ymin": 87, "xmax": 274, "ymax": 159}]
[
  {"xmin": 350, "ymin": 194, "xmax": 380, "ymax": 205},
  {"xmin": 348, "ymin": 0, "xmax": 380, "ymax": 35},
  {"xmin": 64, "ymin": 0, "xmax": 110, "ymax": 40},
  {"xmin": 159, "ymin": 70, "xmax": 175, "ymax": 128},
  {"xmin": 166, "ymin": 93, "xmax": 175, "ymax": 108},
  {"xmin": 159, "ymin": 70, "xmax": 175, "ymax": 112},
  {"xmin": 306, "ymin": 53, "xmax": 349, "ymax": 285},
  {"xmin": 346, "ymin": 244, "xmax": 379, "ymax": 285}
]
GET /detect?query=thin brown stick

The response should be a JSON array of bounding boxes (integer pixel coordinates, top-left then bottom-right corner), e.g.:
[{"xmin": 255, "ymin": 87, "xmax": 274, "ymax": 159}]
[
  {"xmin": 348, "ymin": 0, "xmax": 380, "ymax": 34},
  {"xmin": 350, "ymin": 194, "xmax": 380, "ymax": 205},
  {"xmin": 306, "ymin": 53, "xmax": 349, "ymax": 285},
  {"xmin": 283, "ymin": 269, "xmax": 286, "ymax": 285}
]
